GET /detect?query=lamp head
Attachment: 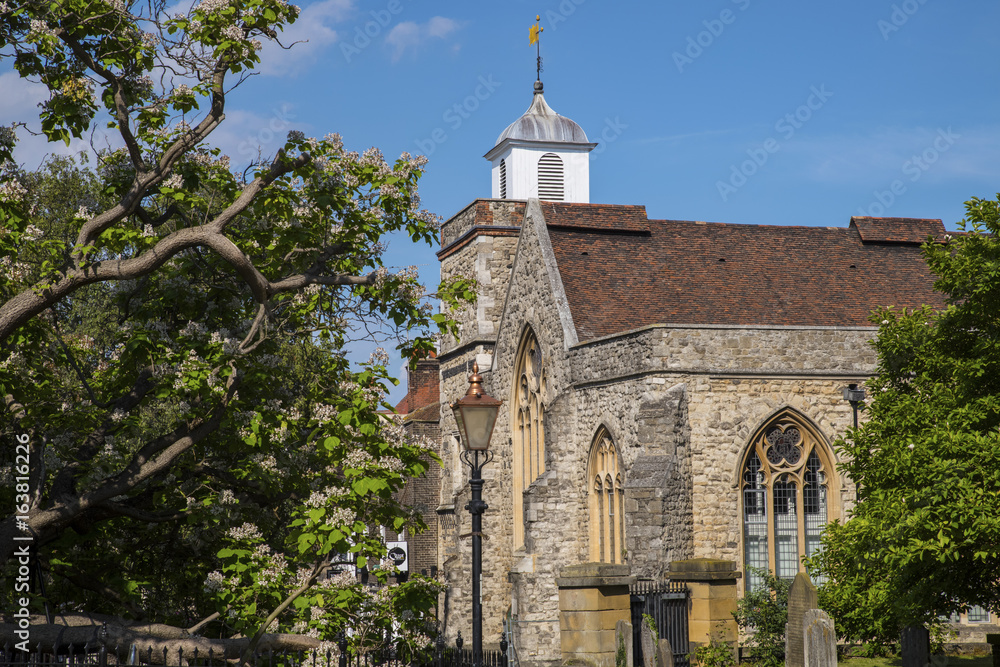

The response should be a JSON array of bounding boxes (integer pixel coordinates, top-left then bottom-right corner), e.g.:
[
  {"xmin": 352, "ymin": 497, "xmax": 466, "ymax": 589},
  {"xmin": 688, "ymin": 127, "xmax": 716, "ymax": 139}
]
[{"xmin": 450, "ymin": 362, "xmax": 502, "ymax": 451}]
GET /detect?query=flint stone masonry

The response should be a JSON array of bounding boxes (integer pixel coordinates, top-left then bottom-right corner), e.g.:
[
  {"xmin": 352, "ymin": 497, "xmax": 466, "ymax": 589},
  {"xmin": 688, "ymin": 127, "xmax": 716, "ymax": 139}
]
[
  {"xmin": 786, "ymin": 572, "xmax": 820, "ymax": 667},
  {"xmin": 803, "ymin": 609, "xmax": 837, "ymax": 667},
  {"xmin": 571, "ymin": 325, "xmax": 879, "ymax": 385},
  {"xmin": 438, "ymin": 199, "xmax": 523, "ymax": 356}
]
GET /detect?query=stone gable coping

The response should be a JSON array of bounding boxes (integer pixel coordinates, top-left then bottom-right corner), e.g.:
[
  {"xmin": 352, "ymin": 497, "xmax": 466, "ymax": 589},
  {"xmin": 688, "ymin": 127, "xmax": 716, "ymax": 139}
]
[{"xmin": 525, "ymin": 198, "xmax": 580, "ymax": 350}]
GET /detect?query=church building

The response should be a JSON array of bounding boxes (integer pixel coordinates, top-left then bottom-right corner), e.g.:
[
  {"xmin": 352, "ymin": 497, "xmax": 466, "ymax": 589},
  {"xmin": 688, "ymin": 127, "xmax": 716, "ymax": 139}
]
[{"xmin": 396, "ymin": 78, "xmax": 959, "ymax": 664}]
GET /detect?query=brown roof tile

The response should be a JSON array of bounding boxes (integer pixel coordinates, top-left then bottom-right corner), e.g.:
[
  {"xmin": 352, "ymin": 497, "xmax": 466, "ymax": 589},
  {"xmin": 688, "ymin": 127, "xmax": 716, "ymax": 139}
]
[
  {"xmin": 542, "ymin": 203, "xmax": 947, "ymax": 341},
  {"xmin": 850, "ymin": 216, "xmax": 946, "ymax": 244}
]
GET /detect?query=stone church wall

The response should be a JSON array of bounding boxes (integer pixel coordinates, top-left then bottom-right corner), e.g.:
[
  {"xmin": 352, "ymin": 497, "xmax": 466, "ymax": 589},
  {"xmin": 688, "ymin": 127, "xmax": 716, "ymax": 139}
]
[
  {"xmin": 490, "ymin": 201, "xmax": 581, "ymax": 663},
  {"xmin": 685, "ymin": 377, "xmax": 859, "ymax": 580},
  {"xmin": 436, "ymin": 200, "xmax": 873, "ymax": 665}
]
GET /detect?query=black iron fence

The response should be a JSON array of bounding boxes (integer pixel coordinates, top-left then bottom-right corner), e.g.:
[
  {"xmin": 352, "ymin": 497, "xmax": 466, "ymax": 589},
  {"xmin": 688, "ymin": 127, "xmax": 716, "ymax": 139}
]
[
  {"xmin": 630, "ymin": 580, "xmax": 690, "ymax": 667},
  {"xmin": 1, "ymin": 632, "xmax": 508, "ymax": 667}
]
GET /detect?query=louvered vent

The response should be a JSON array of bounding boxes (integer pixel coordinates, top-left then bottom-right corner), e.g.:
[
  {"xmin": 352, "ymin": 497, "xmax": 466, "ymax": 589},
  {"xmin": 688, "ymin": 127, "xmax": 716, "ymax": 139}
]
[
  {"xmin": 499, "ymin": 159, "xmax": 507, "ymax": 199},
  {"xmin": 537, "ymin": 153, "xmax": 564, "ymax": 201}
]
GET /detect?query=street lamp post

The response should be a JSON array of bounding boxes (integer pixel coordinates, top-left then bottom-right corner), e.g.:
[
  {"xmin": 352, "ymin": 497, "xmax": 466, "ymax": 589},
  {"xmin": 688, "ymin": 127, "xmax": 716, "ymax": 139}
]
[
  {"xmin": 842, "ymin": 383, "xmax": 866, "ymax": 429},
  {"xmin": 843, "ymin": 382, "xmax": 868, "ymax": 500},
  {"xmin": 450, "ymin": 363, "xmax": 502, "ymax": 667}
]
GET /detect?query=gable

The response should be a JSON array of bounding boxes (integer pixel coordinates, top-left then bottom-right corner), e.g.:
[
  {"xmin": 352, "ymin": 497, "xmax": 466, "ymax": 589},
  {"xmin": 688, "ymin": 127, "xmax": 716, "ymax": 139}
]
[{"xmin": 541, "ymin": 202, "xmax": 947, "ymax": 341}]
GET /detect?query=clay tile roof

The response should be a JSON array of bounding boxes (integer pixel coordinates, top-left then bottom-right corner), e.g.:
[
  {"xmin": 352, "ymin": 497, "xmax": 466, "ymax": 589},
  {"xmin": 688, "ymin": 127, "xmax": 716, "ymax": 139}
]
[
  {"xmin": 542, "ymin": 204, "xmax": 947, "ymax": 341},
  {"xmin": 850, "ymin": 216, "xmax": 946, "ymax": 244},
  {"xmin": 542, "ymin": 202, "xmax": 650, "ymax": 233}
]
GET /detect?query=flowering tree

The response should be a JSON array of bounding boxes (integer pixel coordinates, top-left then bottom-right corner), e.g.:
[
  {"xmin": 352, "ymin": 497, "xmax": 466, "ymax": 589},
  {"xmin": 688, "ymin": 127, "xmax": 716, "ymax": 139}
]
[
  {"xmin": 0, "ymin": 0, "xmax": 467, "ymax": 657},
  {"xmin": 808, "ymin": 195, "xmax": 1000, "ymax": 644}
]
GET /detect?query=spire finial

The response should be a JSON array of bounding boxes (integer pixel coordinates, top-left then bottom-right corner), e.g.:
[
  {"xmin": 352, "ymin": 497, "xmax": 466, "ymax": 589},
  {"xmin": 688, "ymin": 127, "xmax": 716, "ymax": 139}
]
[{"xmin": 529, "ymin": 15, "xmax": 543, "ymax": 82}]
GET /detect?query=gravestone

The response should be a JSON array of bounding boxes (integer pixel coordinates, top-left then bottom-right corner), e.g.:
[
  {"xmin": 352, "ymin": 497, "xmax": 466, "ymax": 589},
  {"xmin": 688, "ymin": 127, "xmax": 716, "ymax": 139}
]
[
  {"xmin": 656, "ymin": 638, "xmax": 674, "ymax": 667},
  {"xmin": 803, "ymin": 609, "xmax": 836, "ymax": 667},
  {"xmin": 785, "ymin": 572, "xmax": 819, "ymax": 667},
  {"xmin": 986, "ymin": 634, "xmax": 1000, "ymax": 667},
  {"xmin": 615, "ymin": 619, "xmax": 634, "ymax": 667},
  {"xmin": 640, "ymin": 620, "xmax": 656, "ymax": 667},
  {"xmin": 901, "ymin": 625, "xmax": 930, "ymax": 667}
]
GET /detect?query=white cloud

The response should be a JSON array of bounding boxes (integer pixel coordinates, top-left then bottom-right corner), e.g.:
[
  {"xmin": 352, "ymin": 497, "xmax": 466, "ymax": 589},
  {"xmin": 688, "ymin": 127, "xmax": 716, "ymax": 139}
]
[
  {"xmin": 385, "ymin": 16, "xmax": 461, "ymax": 63},
  {"xmin": 257, "ymin": 0, "xmax": 353, "ymax": 76}
]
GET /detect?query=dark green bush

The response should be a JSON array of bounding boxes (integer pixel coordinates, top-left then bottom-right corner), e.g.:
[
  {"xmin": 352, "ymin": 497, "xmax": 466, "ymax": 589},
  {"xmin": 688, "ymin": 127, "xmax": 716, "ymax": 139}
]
[{"xmin": 732, "ymin": 568, "xmax": 790, "ymax": 667}]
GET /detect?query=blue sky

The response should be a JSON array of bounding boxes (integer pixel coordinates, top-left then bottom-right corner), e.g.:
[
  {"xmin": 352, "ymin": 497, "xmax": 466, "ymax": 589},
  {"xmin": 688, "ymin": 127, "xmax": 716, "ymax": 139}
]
[{"xmin": 4, "ymin": 0, "xmax": 1000, "ymax": 403}]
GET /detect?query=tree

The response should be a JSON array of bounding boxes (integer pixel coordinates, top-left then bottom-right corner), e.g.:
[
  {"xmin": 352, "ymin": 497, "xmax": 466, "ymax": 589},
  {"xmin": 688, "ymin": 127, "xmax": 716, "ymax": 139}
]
[
  {"xmin": 0, "ymin": 0, "xmax": 470, "ymax": 656},
  {"xmin": 808, "ymin": 195, "xmax": 1000, "ymax": 643}
]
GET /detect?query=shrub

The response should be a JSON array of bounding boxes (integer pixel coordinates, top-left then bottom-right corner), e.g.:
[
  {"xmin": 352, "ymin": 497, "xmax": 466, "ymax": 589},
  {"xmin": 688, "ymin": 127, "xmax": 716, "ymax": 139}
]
[
  {"xmin": 732, "ymin": 568, "xmax": 790, "ymax": 667},
  {"xmin": 691, "ymin": 630, "xmax": 737, "ymax": 667}
]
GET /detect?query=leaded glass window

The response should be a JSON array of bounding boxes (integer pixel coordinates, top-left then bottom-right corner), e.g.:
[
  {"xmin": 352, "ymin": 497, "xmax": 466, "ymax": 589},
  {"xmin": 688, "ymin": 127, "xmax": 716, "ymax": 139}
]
[
  {"xmin": 968, "ymin": 606, "xmax": 991, "ymax": 623},
  {"xmin": 740, "ymin": 410, "xmax": 836, "ymax": 590},
  {"xmin": 589, "ymin": 428, "xmax": 625, "ymax": 564},
  {"xmin": 513, "ymin": 329, "xmax": 546, "ymax": 551}
]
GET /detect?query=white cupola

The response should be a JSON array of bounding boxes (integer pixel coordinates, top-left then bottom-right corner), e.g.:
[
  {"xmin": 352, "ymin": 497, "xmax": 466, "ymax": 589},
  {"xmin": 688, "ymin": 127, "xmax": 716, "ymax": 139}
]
[{"xmin": 484, "ymin": 80, "xmax": 597, "ymax": 203}]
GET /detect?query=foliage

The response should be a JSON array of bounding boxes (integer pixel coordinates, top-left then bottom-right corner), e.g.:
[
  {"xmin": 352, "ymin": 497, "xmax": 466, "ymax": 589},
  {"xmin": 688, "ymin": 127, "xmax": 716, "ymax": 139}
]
[
  {"xmin": 690, "ymin": 631, "xmax": 737, "ymax": 667},
  {"xmin": 732, "ymin": 568, "xmax": 789, "ymax": 667},
  {"xmin": 642, "ymin": 613, "xmax": 658, "ymax": 645},
  {"xmin": 616, "ymin": 627, "xmax": 627, "ymax": 667},
  {"xmin": 0, "ymin": 0, "xmax": 473, "ymax": 654},
  {"xmin": 808, "ymin": 195, "xmax": 1000, "ymax": 643}
]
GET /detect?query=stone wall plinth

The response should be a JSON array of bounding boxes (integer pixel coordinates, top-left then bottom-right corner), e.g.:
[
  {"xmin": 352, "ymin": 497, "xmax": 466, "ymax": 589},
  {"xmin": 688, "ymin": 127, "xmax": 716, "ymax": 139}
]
[
  {"xmin": 666, "ymin": 559, "xmax": 740, "ymax": 652},
  {"xmin": 557, "ymin": 563, "xmax": 635, "ymax": 667}
]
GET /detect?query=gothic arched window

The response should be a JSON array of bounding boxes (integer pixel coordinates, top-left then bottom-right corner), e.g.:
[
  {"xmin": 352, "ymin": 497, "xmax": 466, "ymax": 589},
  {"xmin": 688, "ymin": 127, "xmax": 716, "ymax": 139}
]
[
  {"xmin": 537, "ymin": 153, "xmax": 564, "ymax": 201},
  {"xmin": 512, "ymin": 329, "xmax": 546, "ymax": 551},
  {"xmin": 588, "ymin": 428, "xmax": 625, "ymax": 564},
  {"xmin": 740, "ymin": 409, "xmax": 837, "ymax": 590}
]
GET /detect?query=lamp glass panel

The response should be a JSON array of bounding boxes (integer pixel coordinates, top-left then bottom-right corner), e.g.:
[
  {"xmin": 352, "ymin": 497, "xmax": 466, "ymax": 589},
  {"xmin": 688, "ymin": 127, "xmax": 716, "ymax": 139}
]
[{"xmin": 459, "ymin": 405, "xmax": 498, "ymax": 450}]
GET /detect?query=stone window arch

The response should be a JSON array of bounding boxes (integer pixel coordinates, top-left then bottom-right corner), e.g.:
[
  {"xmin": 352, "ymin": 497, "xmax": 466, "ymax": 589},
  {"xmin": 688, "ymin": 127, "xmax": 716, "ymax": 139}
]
[
  {"xmin": 512, "ymin": 328, "xmax": 546, "ymax": 551},
  {"xmin": 587, "ymin": 427, "xmax": 625, "ymax": 564},
  {"xmin": 739, "ymin": 408, "xmax": 838, "ymax": 590}
]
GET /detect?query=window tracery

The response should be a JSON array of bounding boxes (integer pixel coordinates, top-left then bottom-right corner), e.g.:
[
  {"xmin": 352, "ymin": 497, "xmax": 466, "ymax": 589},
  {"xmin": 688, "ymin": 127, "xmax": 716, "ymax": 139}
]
[
  {"xmin": 588, "ymin": 428, "xmax": 625, "ymax": 564},
  {"xmin": 512, "ymin": 329, "xmax": 546, "ymax": 551},
  {"xmin": 740, "ymin": 410, "xmax": 836, "ymax": 590}
]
